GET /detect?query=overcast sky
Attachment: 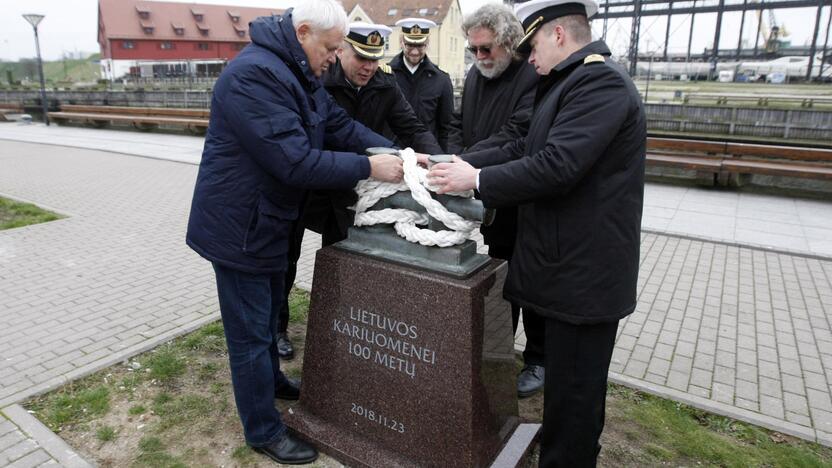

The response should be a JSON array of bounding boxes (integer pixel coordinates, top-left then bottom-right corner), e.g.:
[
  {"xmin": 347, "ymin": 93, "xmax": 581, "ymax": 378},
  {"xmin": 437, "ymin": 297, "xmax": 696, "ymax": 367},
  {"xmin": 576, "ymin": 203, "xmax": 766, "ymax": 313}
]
[{"xmin": 0, "ymin": 0, "xmax": 827, "ymax": 61}]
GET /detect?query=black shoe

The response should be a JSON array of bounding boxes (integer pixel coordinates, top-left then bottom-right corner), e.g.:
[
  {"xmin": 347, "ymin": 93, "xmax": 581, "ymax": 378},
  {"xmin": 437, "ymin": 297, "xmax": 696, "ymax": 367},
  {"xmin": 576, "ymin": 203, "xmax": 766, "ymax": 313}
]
[
  {"xmin": 253, "ymin": 433, "xmax": 318, "ymax": 465},
  {"xmin": 276, "ymin": 377, "xmax": 301, "ymax": 400},
  {"xmin": 277, "ymin": 332, "xmax": 295, "ymax": 360},
  {"xmin": 517, "ymin": 364, "xmax": 545, "ymax": 398}
]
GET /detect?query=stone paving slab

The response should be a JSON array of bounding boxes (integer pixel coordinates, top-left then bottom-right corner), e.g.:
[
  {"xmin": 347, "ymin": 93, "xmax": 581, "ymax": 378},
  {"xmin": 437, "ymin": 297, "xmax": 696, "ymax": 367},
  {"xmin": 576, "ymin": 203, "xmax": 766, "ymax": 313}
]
[{"xmin": 2, "ymin": 136, "xmax": 832, "ymax": 466}]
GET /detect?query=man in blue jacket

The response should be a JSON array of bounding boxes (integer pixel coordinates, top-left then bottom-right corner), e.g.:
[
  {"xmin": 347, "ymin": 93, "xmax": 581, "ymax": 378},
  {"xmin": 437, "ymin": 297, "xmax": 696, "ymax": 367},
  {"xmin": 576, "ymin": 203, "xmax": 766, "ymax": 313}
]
[{"xmin": 186, "ymin": 1, "xmax": 402, "ymax": 464}]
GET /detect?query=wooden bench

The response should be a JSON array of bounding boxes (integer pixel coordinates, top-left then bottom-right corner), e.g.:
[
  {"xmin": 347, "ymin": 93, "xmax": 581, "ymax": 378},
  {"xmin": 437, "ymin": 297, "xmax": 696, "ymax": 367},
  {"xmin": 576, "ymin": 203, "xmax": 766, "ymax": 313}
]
[
  {"xmin": 0, "ymin": 103, "xmax": 24, "ymax": 122},
  {"xmin": 683, "ymin": 93, "xmax": 832, "ymax": 108},
  {"xmin": 646, "ymin": 137, "xmax": 832, "ymax": 184},
  {"xmin": 49, "ymin": 105, "xmax": 209, "ymax": 132}
]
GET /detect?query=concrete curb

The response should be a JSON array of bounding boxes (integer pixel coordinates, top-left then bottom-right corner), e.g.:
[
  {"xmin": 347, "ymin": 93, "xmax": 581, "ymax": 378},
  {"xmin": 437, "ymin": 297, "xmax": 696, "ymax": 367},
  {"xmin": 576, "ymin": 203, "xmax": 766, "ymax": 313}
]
[
  {"xmin": 507, "ymin": 344, "xmax": 826, "ymax": 447},
  {"xmin": 1, "ymin": 404, "xmax": 94, "ymax": 468},
  {"xmin": 607, "ymin": 372, "xmax": 820, "ymax": 444},
  {"xmin": 0, "ymin": 312, "xmax": 220, "ymax": 409}
]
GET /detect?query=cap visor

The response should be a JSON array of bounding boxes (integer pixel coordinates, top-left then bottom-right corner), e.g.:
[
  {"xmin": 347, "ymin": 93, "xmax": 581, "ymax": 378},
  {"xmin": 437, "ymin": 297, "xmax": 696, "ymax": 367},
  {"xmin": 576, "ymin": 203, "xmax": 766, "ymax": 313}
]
[
  {"xmin": 354, "ymin": 47, "xmax": 384, "ymax": 60},
  {"xmin": 403, "ymin": 36, "xmax": 428, "ymax": 45},
  {"xmin": 517, "ymin": 27, "xmax": 537, "ymax": 54}
]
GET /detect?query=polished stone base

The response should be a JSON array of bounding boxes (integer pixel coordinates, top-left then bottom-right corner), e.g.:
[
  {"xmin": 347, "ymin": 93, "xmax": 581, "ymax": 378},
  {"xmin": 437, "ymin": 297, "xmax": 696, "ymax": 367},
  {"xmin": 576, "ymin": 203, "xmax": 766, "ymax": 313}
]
[{"xmin": 285, "ymin": 247, "xmax": 521, "ymax": 467}]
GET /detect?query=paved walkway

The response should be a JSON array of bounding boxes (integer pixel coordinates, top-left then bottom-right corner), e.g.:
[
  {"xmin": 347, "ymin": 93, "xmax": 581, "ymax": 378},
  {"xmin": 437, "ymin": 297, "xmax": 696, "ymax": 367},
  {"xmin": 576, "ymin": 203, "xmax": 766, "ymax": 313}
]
[{"xmin": 1, "ymin": 125, "xmax": 831, "ymax": 465}]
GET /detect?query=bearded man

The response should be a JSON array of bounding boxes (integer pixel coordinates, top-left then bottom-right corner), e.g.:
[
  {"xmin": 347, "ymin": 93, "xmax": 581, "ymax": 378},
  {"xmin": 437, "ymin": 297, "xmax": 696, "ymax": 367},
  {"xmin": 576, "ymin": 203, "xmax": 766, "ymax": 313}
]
[{"xmin": 447, "ymin": 3, "xmax": 546, "ymax": 399}]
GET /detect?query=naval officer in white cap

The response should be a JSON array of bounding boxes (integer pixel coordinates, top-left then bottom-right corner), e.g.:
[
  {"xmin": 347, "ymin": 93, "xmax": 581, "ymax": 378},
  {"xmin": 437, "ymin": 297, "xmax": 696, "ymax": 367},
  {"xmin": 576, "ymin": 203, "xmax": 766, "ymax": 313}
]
[
  {"xmin": 388, "ymin": 17, "xmax": 454, "ymax": 151},
  {"xmin": 428, "ymin": 0, "xmax": 646, "ymax": 465}
]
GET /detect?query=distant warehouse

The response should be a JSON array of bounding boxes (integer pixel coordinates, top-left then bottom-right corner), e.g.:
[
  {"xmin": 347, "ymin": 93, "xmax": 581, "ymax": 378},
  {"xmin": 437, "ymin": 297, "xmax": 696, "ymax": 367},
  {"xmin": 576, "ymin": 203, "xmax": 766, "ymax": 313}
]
[{"xmin": 97, "ymin": 0, "xmax": 281, "ymax": 80}]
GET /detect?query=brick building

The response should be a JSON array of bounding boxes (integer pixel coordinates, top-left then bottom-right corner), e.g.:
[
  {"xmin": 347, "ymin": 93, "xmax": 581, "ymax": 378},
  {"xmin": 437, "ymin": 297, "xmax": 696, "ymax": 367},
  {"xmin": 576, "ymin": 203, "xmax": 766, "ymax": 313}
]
[{"xmin": 97, "ymin": 0, "xmax": 280, "ymax": 80}]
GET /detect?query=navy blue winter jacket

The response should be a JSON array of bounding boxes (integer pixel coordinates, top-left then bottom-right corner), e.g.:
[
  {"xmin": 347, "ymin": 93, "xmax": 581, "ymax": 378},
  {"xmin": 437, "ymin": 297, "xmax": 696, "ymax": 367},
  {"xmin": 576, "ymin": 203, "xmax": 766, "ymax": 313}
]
[{"xmin": 186, "ymin": 10, "xmax": 392, "ymax": 273}]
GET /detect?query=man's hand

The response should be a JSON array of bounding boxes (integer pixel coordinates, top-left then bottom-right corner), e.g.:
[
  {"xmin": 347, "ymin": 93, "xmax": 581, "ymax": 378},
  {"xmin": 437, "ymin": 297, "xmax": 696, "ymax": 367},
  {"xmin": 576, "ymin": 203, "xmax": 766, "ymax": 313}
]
[
  {"xmin": 415, "ymin": 152, "xmax": 430, "ymax": 168},
  {"xmin": 427, "ymin": 156, "xmax": 479, "ymax": 194},
  {"xmin": 368, "ymin": 154, "xmax": 404, "ymax": 183}
]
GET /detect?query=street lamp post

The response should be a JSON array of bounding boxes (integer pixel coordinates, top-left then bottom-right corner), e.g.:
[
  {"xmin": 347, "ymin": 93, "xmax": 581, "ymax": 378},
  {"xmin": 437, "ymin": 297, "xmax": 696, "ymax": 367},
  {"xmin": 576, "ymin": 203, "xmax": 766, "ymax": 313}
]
[{"xmin": 23, "ymin": 13, "xmax": 49, "ymax": 126}]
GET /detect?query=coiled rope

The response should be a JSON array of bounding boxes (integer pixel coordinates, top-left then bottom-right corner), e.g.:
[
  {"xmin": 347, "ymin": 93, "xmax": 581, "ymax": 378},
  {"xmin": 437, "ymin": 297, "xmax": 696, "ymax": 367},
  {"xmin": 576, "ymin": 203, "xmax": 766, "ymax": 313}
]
[{"xmin": 352, "ymin": 148, "xmax": 479, "ymax": 247}]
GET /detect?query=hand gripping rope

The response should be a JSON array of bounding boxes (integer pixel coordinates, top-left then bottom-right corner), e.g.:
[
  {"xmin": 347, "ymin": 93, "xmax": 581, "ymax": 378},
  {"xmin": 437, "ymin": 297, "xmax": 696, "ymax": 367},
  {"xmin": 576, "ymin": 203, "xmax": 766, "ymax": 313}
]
[{"xmin": 352, "ymin": 148, "xmax": 479, "ymax": 247}]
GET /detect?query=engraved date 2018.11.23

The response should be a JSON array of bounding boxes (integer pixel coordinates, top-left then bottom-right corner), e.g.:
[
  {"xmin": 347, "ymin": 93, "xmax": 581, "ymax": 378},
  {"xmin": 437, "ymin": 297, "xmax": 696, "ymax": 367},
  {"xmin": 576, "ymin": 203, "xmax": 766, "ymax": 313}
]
[{"xmin": 350, "ymin": 403, "xmax": 405, "ymax": 433}]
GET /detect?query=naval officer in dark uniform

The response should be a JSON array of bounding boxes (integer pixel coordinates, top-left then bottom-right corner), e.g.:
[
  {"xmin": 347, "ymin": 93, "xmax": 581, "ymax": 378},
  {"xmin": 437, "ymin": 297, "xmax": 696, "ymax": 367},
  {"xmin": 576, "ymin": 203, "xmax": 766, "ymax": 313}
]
[
  {"xmin": 276, "ymin": 22, "xmax": 443, "ymax": 358},
  {"xmin": 305, "ymin": 22, "xmax": 443, "ymax": 246},
  {"xmin": 389, "ymin": 18, "xmax": 455, "ymax": 151},
  {"xmin": 428, "ymin": 0, "xmax": 646, "ymax": 465}
]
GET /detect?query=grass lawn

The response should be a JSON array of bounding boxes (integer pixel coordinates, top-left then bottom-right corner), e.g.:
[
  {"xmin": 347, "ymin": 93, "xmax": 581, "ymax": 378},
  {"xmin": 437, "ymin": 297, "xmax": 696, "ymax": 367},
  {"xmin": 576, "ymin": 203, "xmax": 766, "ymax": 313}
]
[
  {"xmin": 0, "ymin": 197, "xmax": 61, "ymax": 230},
  {"xmin": 24, "ymin": 288, "xmax": 832, "ymax": 467}
]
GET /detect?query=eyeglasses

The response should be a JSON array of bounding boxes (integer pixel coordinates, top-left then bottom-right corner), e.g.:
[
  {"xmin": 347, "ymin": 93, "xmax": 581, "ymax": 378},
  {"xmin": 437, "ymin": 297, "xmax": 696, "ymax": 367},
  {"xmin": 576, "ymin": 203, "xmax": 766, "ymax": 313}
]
[{"xmin": 466, "ymin": 45, "xmax": 492, "ymax": 55}]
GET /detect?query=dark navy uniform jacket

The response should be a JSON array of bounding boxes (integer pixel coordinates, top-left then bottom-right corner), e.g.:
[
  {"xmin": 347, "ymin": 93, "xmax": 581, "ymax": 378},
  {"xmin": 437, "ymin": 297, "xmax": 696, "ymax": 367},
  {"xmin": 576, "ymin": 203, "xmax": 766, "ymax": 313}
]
[
  {"xmin": 465, "ymin": 41, "xmax": 646, "ymax": 325},
  {"xmin": 302, "ymin": 61, "xmax": 442, "ymax": 240},
  {"xmin": 186, "ymin": 11, "xmax": 392, "ymax": 273},
  {"xmin": 389, "ymin": 53, "xmax": 454, "ymax": 151}
]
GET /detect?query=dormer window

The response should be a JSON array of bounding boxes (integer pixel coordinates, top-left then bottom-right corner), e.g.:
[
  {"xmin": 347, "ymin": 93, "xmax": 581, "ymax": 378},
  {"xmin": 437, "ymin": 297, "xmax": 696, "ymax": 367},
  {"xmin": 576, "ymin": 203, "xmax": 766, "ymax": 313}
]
[
  {"xmin": 140, "ymin": 20, "xmax": 154, "ymax": 34},
  {"xmin": 196, "ymin": 22, "xmax": 210, "ymax": 36},
  {"xmin": 228, "ymin": 10, "xmax": 241, "ymax": 22},
  {"xmin": 191, "ymin": 8, "xmax": 204, "ymax": 22},
  {"xmin": 136, "ymin": 5, "xmax": 151, "ymax": 19},
  {"xmin": 171, "ymin": 22, "xmax": 185, "ymax": 36},
  {"xmin": 233, "ymin": 24, "xmax": 246, "ymax": 37}
]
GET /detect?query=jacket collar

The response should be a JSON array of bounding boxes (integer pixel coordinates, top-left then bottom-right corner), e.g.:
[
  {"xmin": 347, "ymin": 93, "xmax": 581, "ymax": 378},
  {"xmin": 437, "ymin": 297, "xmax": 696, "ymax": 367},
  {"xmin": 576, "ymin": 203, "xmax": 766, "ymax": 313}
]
[
  {"xmin": 551, "ymin": 40, "xmax": 611, "ymax": 75},
  {"xmin": 534, "ymin": 40, "xmax": 611, "ymax": 102},
  {"xmin": 390, "ymin": 53, "xmax": 438, "ymax": 75},
  {"xmin": 249, "ymin": 9, "xmax": 321, "ymax": 90}
]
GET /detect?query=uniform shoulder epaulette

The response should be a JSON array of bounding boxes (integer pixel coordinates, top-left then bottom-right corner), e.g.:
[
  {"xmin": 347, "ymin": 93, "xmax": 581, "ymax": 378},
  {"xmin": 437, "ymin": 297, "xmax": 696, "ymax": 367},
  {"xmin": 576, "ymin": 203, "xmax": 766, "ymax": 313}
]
[
  {"xmin": 379, "ymin": 63, "xmax": 392, "ymax": 74},
  {"xmin": 583, "ymin": 54, "xmax": 605, "ymax": 65}
]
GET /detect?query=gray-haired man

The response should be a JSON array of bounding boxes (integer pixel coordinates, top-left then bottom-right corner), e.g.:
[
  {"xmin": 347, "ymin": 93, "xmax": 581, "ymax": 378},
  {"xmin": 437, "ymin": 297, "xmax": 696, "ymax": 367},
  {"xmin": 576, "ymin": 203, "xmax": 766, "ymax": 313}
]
[
  {"xmin": 447, "ymin": 3, "xmax": 545, "ymax": 398},
  {"xmin": 186, "ymin": 0, "xmax": 402, "ymax": 464}
]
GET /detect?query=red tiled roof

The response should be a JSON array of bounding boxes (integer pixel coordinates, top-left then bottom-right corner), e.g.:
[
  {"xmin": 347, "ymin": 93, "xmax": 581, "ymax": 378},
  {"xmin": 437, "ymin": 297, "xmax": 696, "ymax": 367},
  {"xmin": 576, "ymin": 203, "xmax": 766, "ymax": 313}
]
[
  {"xmin": 98, "ymin": 0, "xmax": 282, "ymax": 42},
  {"xmin": 341, "ymin": 0, "xmax": 455, "ymax": 26}
]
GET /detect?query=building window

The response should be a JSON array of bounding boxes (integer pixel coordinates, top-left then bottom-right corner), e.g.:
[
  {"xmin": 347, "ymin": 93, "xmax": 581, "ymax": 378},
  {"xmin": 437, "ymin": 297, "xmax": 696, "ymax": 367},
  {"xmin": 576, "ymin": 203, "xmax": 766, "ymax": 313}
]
[
  {"xmin": 196, "ymin": 43, "xmax": 211, "ymax": 51},
  {"xmin": 236, "ymin": 30, "xmax": 246, "ymax": 38},
  {"xmin": 136, "ymin": 6, "xmax": 151, "ymax": 19},
  {"xmin": 160, "ymin": 41, "xmax": 175, "ymax": 50},
  {"xmin": 233, "ymin": 43, "xmax": 246, "ymax": 51},
  {"xmin": 387, "ymin": 8, "xmax": 397, "ymax": 16},
  {"xmin": 122, "ymin": 40, "xmax": 135, "ymax": 49}
]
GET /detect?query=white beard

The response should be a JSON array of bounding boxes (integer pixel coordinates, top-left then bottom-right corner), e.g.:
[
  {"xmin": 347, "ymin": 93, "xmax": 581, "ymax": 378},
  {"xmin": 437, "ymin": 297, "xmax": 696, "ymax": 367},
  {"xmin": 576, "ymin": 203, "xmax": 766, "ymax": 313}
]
[{"xmin": 475, "ymin": 55, "xmax": 512, "ymax": 79}]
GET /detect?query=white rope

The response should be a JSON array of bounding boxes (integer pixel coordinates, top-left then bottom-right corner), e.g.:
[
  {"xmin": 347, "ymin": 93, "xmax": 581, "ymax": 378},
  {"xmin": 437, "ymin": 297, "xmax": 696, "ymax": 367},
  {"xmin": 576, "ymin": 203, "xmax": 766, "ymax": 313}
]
[{"xmin": 353, "ymin": 148, "xmax": 479, "ymax": 247}]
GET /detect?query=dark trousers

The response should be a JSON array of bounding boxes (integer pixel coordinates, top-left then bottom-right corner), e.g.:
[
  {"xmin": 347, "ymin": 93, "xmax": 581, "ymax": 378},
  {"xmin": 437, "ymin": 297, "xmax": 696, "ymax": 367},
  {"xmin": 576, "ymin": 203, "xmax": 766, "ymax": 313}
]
[
  {"xmin": 212, "ymin": 263, "xmax": 291, "ymax": 447},
  {"xmin": 279, "ymin": 213, "xmax": 345, "ymax": 334},
  {"xmin": 278, "ymin": 220, "xmax": 306, "ymax": 334},
  {"xmin": 540, "ymin": 318, "xmax": 619, "ymax": 468},
  {"xmin": 488, "ymin": 244, "xmax": 545, "ymax": 367}
]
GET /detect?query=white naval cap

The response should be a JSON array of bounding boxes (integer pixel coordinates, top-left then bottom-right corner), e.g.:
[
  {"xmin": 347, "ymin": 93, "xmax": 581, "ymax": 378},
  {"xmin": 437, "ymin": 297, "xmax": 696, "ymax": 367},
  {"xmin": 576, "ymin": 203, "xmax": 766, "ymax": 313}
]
[
  {"xmin": 346, "ymin": 22, "xmax": 393, "ymax": 59},
  {"xmin": 514, "ymin": 0, "xmax": 599, "ymax": 52},
  {"xmin": 395, "ymin": 18, "xmax": 437, "ymax": 44}
]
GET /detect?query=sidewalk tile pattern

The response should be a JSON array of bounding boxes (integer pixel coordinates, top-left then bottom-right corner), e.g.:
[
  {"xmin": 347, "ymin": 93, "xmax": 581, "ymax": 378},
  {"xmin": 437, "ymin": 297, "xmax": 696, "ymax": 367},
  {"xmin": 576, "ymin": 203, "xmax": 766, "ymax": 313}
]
[{"xmin": 0, "ymin": 413, "xmax": 54, "ymax": 467}]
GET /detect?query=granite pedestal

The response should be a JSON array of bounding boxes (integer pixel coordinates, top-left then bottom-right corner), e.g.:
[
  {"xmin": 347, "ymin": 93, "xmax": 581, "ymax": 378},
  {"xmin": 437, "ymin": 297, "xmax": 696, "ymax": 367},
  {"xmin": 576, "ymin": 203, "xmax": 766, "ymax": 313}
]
[{"xmin": 285, "ymin": 247, "xmax": 521, "ymax": 467}]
